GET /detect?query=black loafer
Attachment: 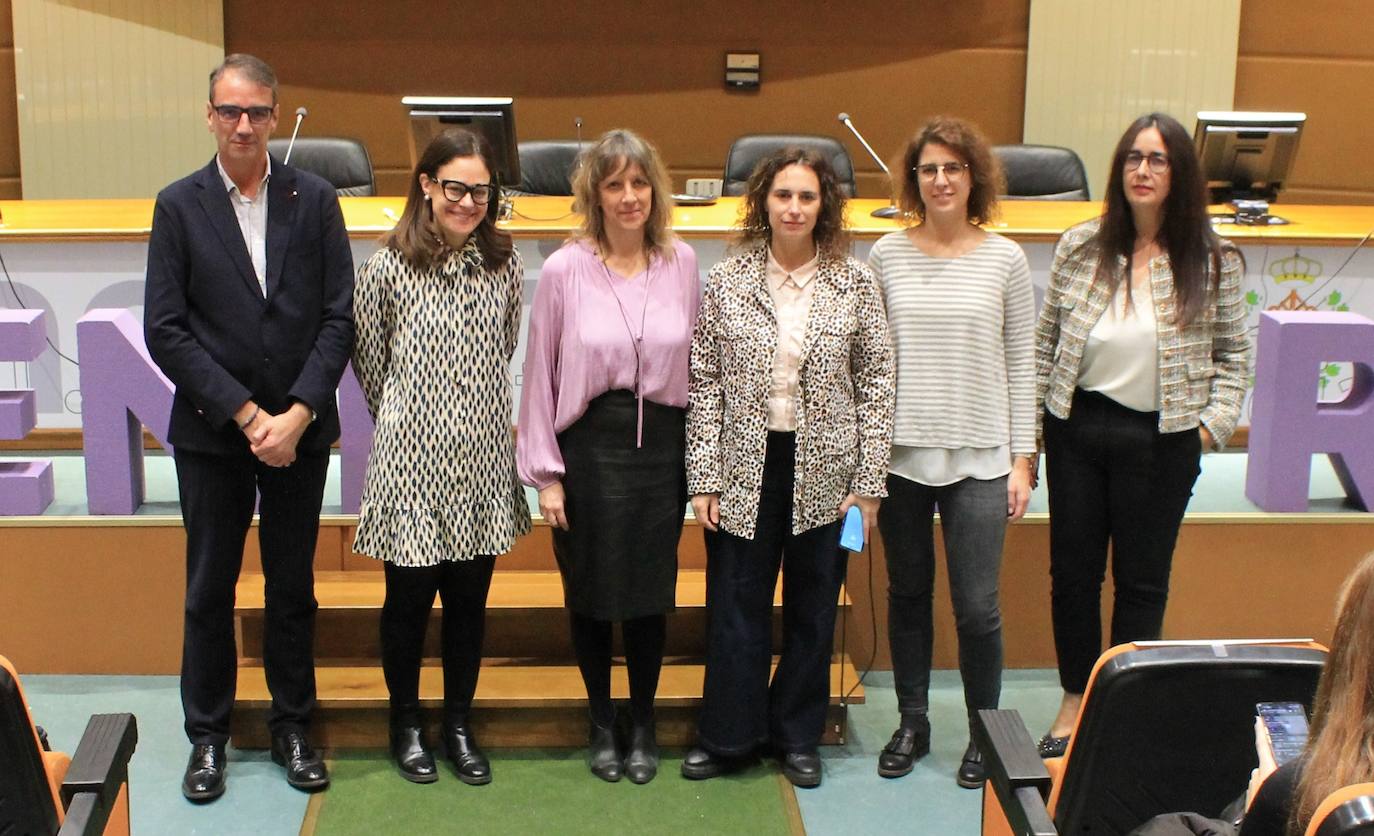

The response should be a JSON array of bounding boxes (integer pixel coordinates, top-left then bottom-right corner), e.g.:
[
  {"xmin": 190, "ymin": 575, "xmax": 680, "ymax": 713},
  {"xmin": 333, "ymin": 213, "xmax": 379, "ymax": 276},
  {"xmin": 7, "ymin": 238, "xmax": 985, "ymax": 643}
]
[
  {"xmin": 390, "ymin": 725, "xmax": 438, "ymax": 784},
  {"xmin": 680, "ymin": 746, "xmax": 741, "ymax": 780},
  {"xmin": 877, "ymin": 720, "xmax": 931, "ymax": 778},
  {"xmin": 588, "ymin": 719, "xmax": 623, "ymax": 782},
  {"xmin": 624, "ymin": 723, "xmax": 659, "ymax": 785},
  {"xmin": 182, "ymin": 743, "xmax": 226, "ymax": 802},
  {"xmin": 781, "ymin": 751, "xmax": 822, "ymax": 788},
  {"xmin": 956, "ymin": 741, "xmax": 985, "ymax": 789},
  {"xmin": 443, "ymin": 721, "xmax": 492, "ymax": 785},
  {"xmin": 1037, "ymin": 732, "xmax": 1070, "ymax": 758},
  {"xmin": 270, "ymin": 731, "xmax": 329, "ymax": 791}
]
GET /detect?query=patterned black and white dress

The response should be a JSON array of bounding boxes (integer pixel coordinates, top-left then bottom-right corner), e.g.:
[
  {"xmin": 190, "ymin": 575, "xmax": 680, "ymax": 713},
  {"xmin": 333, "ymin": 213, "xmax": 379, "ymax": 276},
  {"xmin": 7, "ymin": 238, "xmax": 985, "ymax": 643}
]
[{"xmin": 352, "ymin": 241, "xmax": 532, "ymax": 565}]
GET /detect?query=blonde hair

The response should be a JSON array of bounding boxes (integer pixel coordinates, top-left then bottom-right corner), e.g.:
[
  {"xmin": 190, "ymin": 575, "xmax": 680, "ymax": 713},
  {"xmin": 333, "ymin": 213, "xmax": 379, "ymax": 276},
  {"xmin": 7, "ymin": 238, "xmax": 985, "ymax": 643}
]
[{"xmin": 570, "ymin": 129, "xmax": 677, "ymax": 260}]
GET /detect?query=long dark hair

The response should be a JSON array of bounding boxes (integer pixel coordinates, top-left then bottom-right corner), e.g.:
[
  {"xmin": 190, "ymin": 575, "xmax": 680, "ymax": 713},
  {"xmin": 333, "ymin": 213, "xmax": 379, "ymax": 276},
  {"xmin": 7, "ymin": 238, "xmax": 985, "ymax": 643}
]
[
  {"xmin": 736, "ymin": 147, "xmax": 849, "ymax": 257},
  {"xmin": 382, "ymin": 128, "xmax": 513, "ymax": 271},
  {"xmin": 1092, "ymin": 112, "xmax": 1229, "ymax": 326}
]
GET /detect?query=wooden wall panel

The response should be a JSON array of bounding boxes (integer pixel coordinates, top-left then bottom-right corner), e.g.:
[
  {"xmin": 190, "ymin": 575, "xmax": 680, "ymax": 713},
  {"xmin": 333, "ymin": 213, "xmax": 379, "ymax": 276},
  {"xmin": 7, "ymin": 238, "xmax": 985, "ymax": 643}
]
[{"xmin": 0, "ymin": 0, "xmax": 18, "ymax": 199}]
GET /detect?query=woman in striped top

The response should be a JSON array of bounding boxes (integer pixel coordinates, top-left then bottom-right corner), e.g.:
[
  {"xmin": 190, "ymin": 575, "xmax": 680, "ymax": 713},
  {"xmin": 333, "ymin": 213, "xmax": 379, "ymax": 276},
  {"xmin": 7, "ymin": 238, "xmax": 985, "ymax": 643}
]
[{"xmin": 870, "ymin": 117, "xmax": 1037, "ymax": 788}]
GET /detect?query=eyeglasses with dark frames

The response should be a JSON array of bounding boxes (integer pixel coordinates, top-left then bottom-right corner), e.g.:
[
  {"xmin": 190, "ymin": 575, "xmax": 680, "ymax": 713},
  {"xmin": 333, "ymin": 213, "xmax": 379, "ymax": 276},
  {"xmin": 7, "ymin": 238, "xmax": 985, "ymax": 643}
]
[
  {"xmin": 433, "ymin": 179, "xmax": 496, "ymax": 205},
  {"xmin": 1124, "ymin": 151, "xmax": 1170, "ymax": 173},
  {"xmin": 914, "ymin": 162, "xmax": 969, "ymax": 181},
  {"xmin": 211, "ymin": 104, "xmax": 275, "ymax": 125}
]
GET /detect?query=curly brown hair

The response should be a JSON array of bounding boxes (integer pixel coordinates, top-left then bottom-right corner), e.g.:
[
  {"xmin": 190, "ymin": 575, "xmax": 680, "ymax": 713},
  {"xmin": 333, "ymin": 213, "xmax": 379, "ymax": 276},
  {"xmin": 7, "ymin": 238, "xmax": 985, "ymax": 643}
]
[
  {"xmin": 896, "ymin": 116, "xmax": 1003, "ymax": 226},
  {"xmin": 736, "ymin": 147, "xmax": 849, "ymax": 257}
]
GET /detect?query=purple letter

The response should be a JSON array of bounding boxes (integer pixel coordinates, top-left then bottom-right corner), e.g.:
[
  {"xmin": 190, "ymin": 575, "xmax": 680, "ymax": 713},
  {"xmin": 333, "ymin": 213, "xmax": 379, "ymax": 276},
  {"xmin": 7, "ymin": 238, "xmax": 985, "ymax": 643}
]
[
  {"xmin": 338, "ymin": 363, "xmax": 373, "ymax": 515},
  {"xmin": 0, "ymin": 310, "xmax": 54, "ymax": 515},
  {"xmin": 1246, "ymin": 311, "xmax": 1374, "ymax": 512}
]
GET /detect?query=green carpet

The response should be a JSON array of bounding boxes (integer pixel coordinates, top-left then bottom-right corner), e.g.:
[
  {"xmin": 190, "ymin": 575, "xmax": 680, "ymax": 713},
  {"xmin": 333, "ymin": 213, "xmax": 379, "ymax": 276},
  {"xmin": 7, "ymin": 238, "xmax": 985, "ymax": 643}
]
[{"xmin": 313, "ymin": 749, "xmax": 799, "ymax": 835}]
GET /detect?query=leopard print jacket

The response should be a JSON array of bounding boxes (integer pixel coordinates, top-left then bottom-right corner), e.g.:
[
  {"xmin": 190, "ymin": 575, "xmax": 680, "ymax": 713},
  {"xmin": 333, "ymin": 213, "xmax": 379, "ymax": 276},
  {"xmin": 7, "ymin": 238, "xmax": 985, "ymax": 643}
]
[{"xmin": 687, "ymin": 245, "xmax": 896, "ymax": 539}]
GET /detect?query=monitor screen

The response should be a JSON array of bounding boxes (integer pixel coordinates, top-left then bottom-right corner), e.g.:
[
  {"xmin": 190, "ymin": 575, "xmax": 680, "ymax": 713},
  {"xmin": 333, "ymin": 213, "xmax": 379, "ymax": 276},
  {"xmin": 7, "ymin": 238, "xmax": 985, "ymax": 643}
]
[
  {"xmin": 402, "ymin": 96, "xmax": 520, "ymax": 188},
  {"xmin": 1194, "ymin": 111, "xmax": 1306, "ymax": 203}
]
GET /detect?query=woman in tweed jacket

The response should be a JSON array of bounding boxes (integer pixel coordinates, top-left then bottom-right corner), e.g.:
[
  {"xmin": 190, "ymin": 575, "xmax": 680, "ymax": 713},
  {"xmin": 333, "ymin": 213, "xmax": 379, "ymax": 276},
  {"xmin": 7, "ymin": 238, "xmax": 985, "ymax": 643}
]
[
  {"xmin": 681, "ymin": 147, "xmax": 895, "ymax": 788},
  {"xmin": 1034, "ymin": 113, "xmax": 1252, "ymax": 757}
]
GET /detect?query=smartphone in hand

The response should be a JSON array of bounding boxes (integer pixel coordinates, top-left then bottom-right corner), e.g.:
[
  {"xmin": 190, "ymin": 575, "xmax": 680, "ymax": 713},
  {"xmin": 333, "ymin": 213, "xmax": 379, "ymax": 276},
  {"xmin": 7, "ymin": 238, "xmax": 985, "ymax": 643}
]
[{"xmin": 1256, "ymin": 702, "xmax": 1310, "ymax": 766}]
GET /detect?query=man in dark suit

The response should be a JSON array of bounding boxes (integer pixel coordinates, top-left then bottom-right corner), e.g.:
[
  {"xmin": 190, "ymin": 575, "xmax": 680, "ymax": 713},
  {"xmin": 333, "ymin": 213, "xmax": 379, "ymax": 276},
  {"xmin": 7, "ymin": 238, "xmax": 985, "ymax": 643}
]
[{"xmin": 144, "ymin": 53, "xmax": 354, "ymax": 802}]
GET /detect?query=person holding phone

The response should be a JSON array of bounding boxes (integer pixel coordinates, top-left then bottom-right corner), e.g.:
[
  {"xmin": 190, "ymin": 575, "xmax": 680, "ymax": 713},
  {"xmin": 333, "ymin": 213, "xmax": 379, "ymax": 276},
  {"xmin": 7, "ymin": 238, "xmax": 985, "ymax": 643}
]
[
  {"xmin": 681, "ymin": 146, "xmax": 895, "ymax": 788},
  {"xmin": 517, "ymin": 129, "xmax": 699, "ymax": 785},
  {"xmin": 869, "ymin": 116, "xmax": 1036, "ymax": 788}
]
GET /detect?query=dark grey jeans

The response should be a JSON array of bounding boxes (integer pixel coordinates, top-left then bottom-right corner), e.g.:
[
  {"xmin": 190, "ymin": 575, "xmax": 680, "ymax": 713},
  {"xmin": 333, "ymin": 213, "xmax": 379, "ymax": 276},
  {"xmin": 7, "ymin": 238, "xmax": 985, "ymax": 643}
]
[{"xmin": 878, "ymin": 471, "xmax": 1008, "ymax": 729}]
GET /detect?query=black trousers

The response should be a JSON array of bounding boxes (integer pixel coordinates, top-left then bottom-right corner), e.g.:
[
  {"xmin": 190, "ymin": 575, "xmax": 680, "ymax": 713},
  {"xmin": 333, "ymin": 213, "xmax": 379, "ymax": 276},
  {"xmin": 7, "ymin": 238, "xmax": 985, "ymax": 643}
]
[
  {"xmin": 175, "ymin": 448, "xmax": 329, "ymax": 746},
  {"xmin": 697, "ymin": 432, "xmax": 848, "ymax": 756},
  {"xmin": 380, "ymin": 557, "xmax": 496, "ymax": 726},
  {"xmin": 1044, "ymin": 389, "xmax": 1202, "ymax": 694}
]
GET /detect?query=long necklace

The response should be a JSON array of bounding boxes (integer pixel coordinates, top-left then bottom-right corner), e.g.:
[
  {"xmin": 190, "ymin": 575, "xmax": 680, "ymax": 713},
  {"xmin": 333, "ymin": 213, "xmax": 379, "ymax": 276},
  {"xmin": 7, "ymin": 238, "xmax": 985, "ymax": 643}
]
[{"xmin": 597, "ymin": 250, "xmax": 653, "ymax": 448}]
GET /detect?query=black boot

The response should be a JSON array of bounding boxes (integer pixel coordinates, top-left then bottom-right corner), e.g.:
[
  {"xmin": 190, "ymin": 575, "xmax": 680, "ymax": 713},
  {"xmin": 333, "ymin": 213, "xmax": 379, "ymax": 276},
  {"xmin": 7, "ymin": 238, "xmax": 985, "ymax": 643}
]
[
  {"xmin": 443, "ymin": 718, "xmax": 492, "ymax": 785},
  {"xmin": 588, "ymin": 716, "xmax": 623, "ymax": 782},
  {"xmin": 624, "ymin": 721, "xmax": 659, "ymax": 785},
  {"xmin": 389, "ymin": 722, "xmax": 437, "ymax": 784}
]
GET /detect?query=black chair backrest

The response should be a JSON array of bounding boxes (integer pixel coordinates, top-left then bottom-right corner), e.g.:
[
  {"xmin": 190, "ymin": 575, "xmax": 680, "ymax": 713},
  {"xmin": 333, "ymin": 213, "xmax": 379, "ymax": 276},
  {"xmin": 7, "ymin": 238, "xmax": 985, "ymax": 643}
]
[
  {"xmin": 1056, "ymin": 644, "xmax": 1327, "ymax": 835},
  {"xmin": 1315, "ymin": 793, "xmax": 1374, "ymax": 836},
  {"xmin": 511, "ymin": 140, "xmax": 582, "ymax": 197},
  {"xmin": 993, "ymin": 143, "xmax": 1090, "ymax": 201},
  {"xmin": 0, "ymin": 663, "xmax": 60, "ymax": 835},
  {"xmin": 267, "ymin": 137, "xmax": 376, "ymax": 197},
  {"xmin": 722, "ymin": 134, "xmax": 857, "ymax": 197}
]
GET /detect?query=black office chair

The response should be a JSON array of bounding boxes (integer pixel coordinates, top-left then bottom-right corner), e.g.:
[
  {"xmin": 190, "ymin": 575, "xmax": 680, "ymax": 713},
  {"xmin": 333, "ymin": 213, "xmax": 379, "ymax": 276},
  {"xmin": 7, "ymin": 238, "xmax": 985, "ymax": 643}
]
[
  {"xmin": 992, "ymin": 144, "xmax": 1090, "ymax": 201},
  {"xmin": 509, "ymin": 140, "xmax": 582, "ymax": 197},
  {"xmin": 268, "ymin": 137, "xmax": 376, "ymax": 197},
  {"xmin": 978, "ymin": 641, "xmax": 1327, "ymax": 836},
  {"xmin": 1, "ymin": 655, "xmax": 138, "ymax": 836},
  {"xmin": 722, "ymin": 134, "xmax": 857, "ymax": 197}
]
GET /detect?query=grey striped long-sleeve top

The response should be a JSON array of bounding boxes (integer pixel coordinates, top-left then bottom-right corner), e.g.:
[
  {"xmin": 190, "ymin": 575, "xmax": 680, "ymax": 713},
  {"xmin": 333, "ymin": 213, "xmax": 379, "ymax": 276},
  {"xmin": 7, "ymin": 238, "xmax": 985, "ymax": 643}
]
[{"xmin": 869, "ymin": 230, "xmax": 1037, "ymax": 457}]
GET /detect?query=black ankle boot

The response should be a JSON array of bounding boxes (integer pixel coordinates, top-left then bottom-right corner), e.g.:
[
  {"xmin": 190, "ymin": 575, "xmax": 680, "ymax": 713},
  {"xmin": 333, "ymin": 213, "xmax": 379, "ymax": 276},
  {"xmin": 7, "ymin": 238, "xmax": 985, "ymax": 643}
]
[
  {"xmin": 624, "ymin": 721, "xmax": 658, "ymax": 785},
  {"xmin": 389, "ymin": 723, "xmax": 437, "ymax": 784},
  {"xmin": 443, "ymin": 718, "xmax": 492, "ymax": 785},
  {"xmin": 588, "ymin": 716, "xmax": 623, "ymax": 782}
]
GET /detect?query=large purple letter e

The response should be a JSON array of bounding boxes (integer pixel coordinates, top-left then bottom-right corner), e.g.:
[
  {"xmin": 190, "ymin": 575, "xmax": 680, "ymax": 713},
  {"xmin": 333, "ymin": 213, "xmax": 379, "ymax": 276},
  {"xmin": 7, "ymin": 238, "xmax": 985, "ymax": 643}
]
[
  {"xmin": 0, "ymin": 310, "xmax": 54, "ymax": 515},
  {"xmin": 1246, "ymin": 311, "xmax": 1374, "ymax": 512}
]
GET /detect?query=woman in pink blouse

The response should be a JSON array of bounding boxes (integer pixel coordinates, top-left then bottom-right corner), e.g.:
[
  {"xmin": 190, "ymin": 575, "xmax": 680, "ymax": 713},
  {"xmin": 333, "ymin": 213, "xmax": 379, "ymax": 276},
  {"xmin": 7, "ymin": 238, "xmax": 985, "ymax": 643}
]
[{"xmin": 516, "ymin": 129, "xmax": 698, "ymax": 784}]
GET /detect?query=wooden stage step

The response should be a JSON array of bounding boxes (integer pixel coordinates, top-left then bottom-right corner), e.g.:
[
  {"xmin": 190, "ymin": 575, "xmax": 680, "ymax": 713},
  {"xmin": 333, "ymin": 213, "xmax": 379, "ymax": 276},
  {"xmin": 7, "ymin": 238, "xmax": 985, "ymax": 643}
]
[{"xmin": 229, "ymin": 656, "xmax": 866, "ymax": 749}]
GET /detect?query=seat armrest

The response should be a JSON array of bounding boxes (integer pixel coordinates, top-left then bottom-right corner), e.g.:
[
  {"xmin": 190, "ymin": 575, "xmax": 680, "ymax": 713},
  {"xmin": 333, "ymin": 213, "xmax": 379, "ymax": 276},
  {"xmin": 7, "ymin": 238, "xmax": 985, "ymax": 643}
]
[
  {"xmin": 57, "ymin": 713, "xmax": 137, "ymax": 836},
  {"xmin": 976, "ymin": 708, "xmax": 1057, "ymax": 836}
]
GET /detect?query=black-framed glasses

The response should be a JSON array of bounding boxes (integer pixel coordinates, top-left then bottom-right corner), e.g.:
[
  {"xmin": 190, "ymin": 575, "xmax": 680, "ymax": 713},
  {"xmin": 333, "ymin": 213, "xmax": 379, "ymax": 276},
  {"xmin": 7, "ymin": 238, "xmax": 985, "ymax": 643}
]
[
  {"xmin": 914, "ymin": 162, "xmax": 969, "ymax": 181},
  {"xmin": 434, "ymin": 179, "xmax": 496, "ymax": 205},
  {"xmin": 1124, "ymin": 151, "xmax": 1170, "ymax": 173},
  {"xmin": 211, "ymin": 104, "xmax": 275, "ymax": 125}
]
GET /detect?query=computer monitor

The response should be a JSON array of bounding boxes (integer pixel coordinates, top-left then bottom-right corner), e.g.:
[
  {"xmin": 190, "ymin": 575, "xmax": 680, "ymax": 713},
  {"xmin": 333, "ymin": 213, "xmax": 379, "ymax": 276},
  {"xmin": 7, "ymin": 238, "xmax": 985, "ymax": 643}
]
[
  {"xmin": 402, "ymin": 96, "xmax": 520, "ymax": 187},
  {"xmin": 1194, "ymin": 111, "xmax": 1306, "ymax": 204}
]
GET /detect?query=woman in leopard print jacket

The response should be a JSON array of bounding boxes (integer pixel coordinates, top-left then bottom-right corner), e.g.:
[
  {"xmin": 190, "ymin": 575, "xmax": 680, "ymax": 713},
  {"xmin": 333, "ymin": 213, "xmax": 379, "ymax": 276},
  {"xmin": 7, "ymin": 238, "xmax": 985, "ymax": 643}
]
[{"xmin": 680, "ymin": 147, "xmax": 895, "ymax": 788}]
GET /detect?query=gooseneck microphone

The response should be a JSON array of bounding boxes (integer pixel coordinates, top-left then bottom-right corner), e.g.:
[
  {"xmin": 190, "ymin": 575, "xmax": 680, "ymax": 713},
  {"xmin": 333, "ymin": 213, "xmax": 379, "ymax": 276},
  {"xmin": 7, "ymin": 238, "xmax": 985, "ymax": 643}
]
[
  {"xmin": 837, "ymin": 112, "xmax": 900, "ymax": 219},
  {"xmin": 575, "ymin": 116, "xmax": 584, "ymax": 150},
  {"xmin": 283, "ymin": 106, "xmax": 308, "ymax": 164}
]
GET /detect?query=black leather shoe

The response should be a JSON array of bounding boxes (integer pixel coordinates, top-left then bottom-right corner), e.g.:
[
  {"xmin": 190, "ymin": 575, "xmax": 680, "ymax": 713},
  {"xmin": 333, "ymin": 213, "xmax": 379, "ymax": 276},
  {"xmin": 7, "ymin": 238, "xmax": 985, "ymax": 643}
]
[
  {"xmin": 680, "ymin": 746, "xmax": 741, "ymax": 780},
  {"xmin": 390, "ymin": 725, "xmax": 437, "ymax": 784},
  {"xmin": 588, "ymin": 720, "xmax": 622, "ymax": 782},
  {"xmin": 956, "ymin": 741, "xmax": 985, "ymax": 789},
  {"xmin": 624, "ymin": 723, "xmax": 659, "ymax": 785},
  {"xmin": 877, "ymin": 718, "xmax": 931, "ymax": 778},
  {"xmin": 182, "ymin": 743, "xmax": 226, "ymax": 802},
  {"xmin": 443, "ymin": 721, "xmax": 492, "ymax": 785},
  {"xmin": 780, "ymin": 751, "xmax": 822, "ymax": 788},
  {"xmin": 270, "ymin": 731, "xmax": 329, "ymax": 791}
]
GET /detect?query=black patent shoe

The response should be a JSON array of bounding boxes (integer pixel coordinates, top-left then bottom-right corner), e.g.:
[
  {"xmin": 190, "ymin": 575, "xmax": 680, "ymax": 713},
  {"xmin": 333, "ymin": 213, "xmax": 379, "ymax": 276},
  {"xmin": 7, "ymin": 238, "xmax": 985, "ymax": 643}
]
[
  {"xmin": 624, "ymin": 723, "xmax": 659, "ymax": 785},
  {"xmin": 588, "ymin": 720, "xmax": 623, "ymax": 782},
  {"xmin": 270, "ymin": 731, "xmax": 329, "ymax": 791},
  {"xmin": 956, "ymin": 741, "xmax": 985, "ymax": 789},
  {"xmin": 182, "ymin": 743, "xmax": 226, "ymax": 802},
  {"xmin": 781, "ymin": 751, "xmax": 822, "ymax": 788},
  {"xmin": 877, "ymin": 717, "xmax": 931, "ymax": 778},
  {"xmin": 390, "ymin": 725, "xmax": 438, "ymax": 784},
  {"xmin": 443, "ymin": 721, "xmax": 492, "ymax": 785},
  {"xmin": 680, "ymin": 745, "xmax": 744, "ymax": 780}
]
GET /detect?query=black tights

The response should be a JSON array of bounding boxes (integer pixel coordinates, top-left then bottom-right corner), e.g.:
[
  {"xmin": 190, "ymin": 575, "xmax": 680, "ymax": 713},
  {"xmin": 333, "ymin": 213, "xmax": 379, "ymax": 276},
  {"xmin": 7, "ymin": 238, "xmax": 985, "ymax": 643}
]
[
  {"xmin": 380, "ymin": 557, "xmax": 495, "ymax": 727},
  {"xmin": 568, "ymin": 611, "xmax": 666, "ymax": 727}
]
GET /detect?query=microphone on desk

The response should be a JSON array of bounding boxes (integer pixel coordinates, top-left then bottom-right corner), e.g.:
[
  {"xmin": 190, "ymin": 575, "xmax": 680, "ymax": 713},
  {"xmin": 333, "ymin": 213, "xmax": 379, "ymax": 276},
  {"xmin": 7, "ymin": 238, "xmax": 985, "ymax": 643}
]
[
  {"xmin": 838, "ymin": 112, "xmax": 900, "ymax": 219},
  {"xmin": 575, "ymin": 117, "xmax": 584, "ymax": 150},
  {"xmin": 283, "ymin": 106, "xmax": 308, "ymax": 165}
]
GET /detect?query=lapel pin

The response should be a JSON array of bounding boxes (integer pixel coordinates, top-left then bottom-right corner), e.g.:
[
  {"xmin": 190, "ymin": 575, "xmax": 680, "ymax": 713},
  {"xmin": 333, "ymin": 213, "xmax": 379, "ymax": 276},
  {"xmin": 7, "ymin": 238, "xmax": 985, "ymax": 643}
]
[{"xmin": 291, "ymin": 189, "xmax": 298, "ymax": 198}]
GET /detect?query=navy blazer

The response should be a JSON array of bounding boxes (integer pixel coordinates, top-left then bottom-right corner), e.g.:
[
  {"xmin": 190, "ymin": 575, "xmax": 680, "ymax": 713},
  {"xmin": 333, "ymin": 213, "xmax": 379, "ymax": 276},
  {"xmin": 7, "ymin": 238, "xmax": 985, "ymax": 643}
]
[{"xmin": 144, "ymin": 157, "xmax": 356, "ymax": 456}]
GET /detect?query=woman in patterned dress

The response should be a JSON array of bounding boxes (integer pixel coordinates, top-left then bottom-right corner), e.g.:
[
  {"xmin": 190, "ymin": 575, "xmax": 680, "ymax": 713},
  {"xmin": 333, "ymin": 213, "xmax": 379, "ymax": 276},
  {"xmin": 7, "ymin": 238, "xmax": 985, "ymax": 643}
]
[
  {"xmin": 352, "ymin": 128, "xmax": 531, "ymax": 784},
  {"xmin": 681, "ymin": 147, "xmax": 895, "ymax": 789},
  {"xmin": 517, "ymin": 129, "xmax": 699, "ymax": 784}
]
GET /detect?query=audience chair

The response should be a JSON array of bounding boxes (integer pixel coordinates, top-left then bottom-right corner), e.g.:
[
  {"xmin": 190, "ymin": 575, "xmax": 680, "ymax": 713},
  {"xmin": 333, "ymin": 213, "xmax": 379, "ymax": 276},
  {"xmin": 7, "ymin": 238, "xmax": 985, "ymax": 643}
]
[
  {"xmin": 977, "ymin": 641, "xmax": 1328, "ymax": 836},
  {"xmin": 509, "ymin": 140, "xmax": 582, "ymax": 196},
  {"xmin": 992, "ymin": 144, "xmax": 1090, "ymax": 201},
  {"xmin": 267, "ymin": 137, "xmax": 376, "ymax": 197},
  {"xmin": 722, "ymin": 134, "xmax": 857, "ymax": 197},
  {"xmin": 0, "ymin": 655, "xmax": 137, "ymax": 836},
  {"xmin": 1307, "ymin": 784, "xmax": 1374, "ymax": 836}
]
